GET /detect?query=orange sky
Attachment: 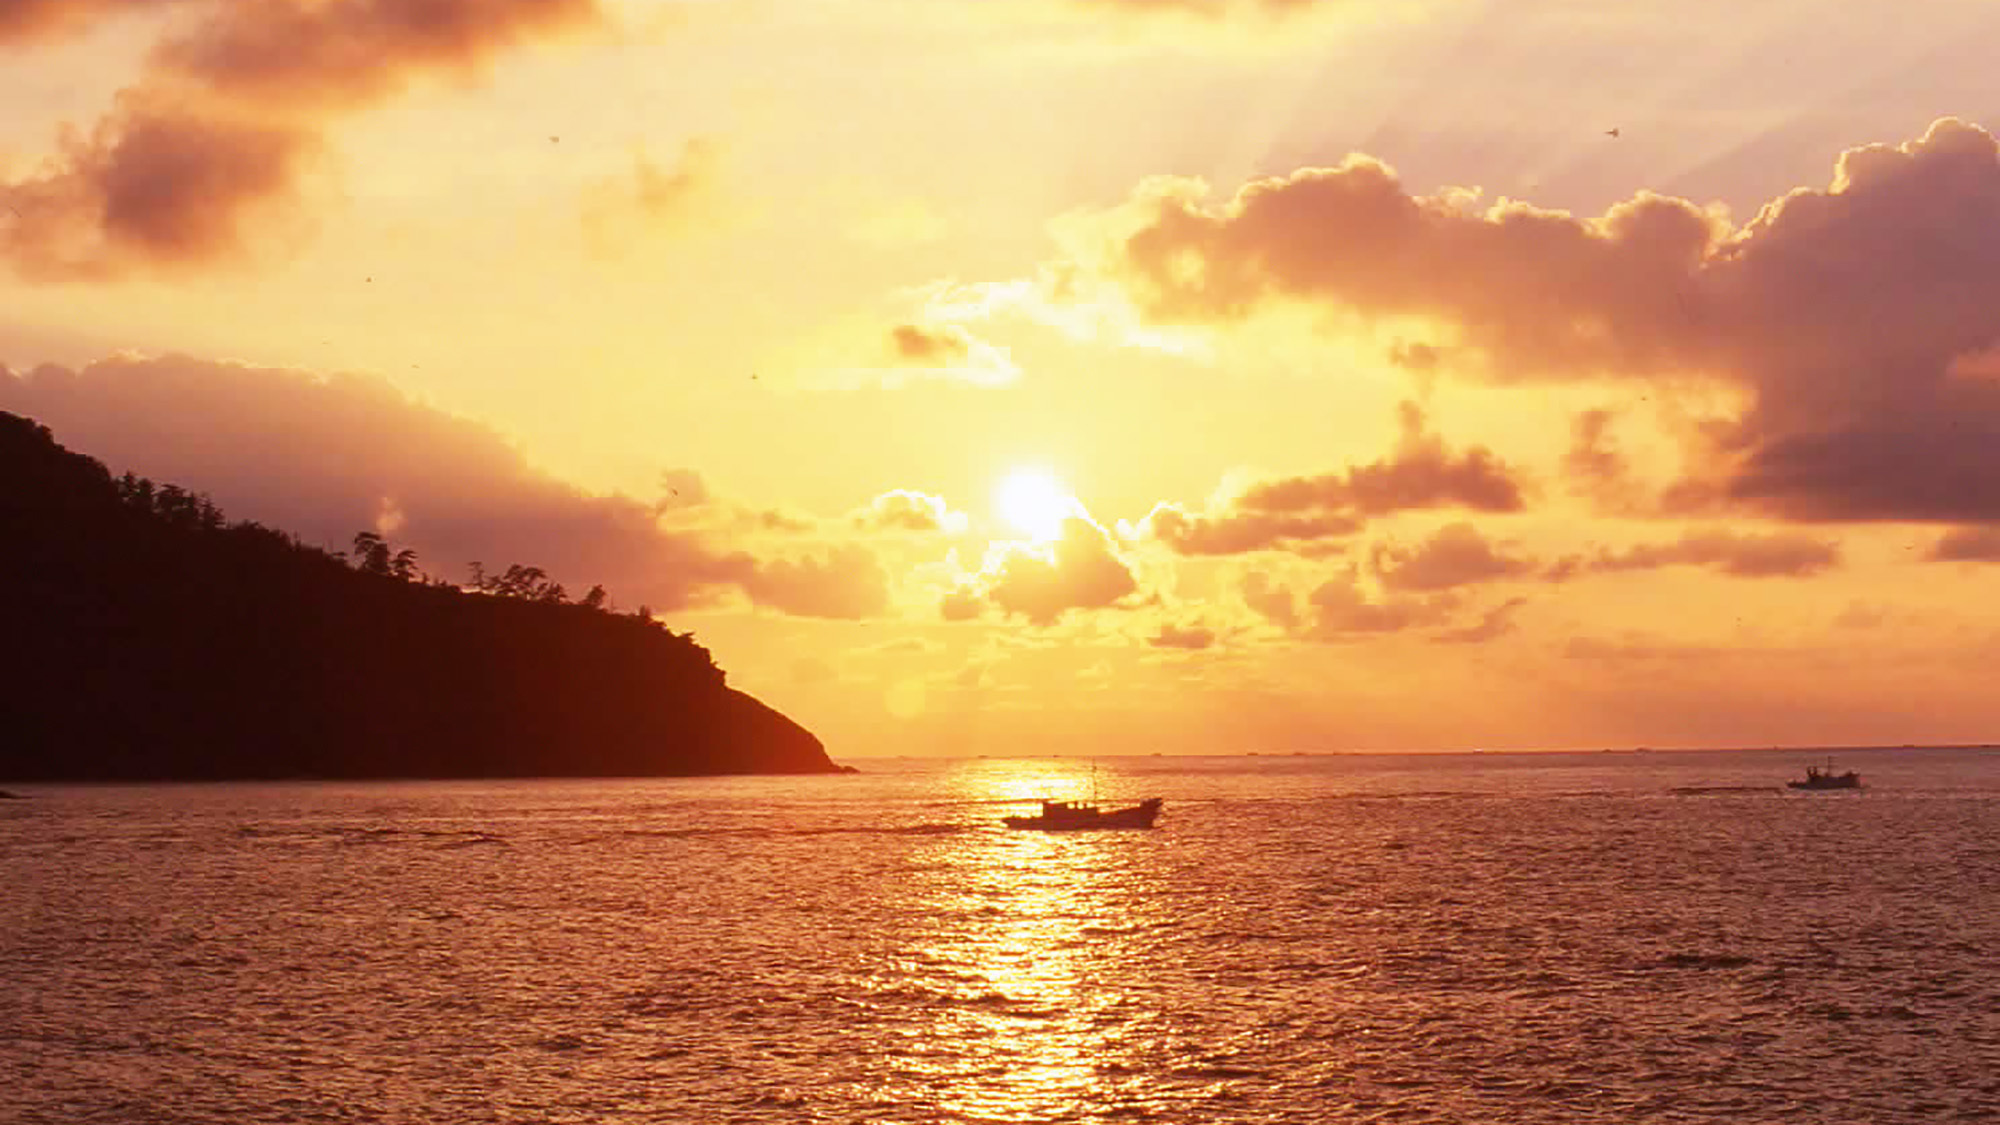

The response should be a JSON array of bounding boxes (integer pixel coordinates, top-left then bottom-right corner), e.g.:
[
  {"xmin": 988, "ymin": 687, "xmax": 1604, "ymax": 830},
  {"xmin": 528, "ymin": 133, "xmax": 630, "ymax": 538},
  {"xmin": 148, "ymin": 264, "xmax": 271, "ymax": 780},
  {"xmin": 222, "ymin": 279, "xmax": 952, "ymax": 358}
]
[{"xmin": 6, "ymin": 0, "xmax": 2000, "ymax": 757}]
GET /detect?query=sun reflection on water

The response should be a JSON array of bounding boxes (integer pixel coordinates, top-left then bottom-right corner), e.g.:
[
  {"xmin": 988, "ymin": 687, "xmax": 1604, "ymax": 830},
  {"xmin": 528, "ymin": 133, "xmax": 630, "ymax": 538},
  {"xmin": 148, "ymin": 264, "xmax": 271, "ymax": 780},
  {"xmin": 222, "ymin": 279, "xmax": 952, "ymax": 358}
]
[{"xmin": 873, "ymin": 760, "xmax": 1175, "ymax": 1122}]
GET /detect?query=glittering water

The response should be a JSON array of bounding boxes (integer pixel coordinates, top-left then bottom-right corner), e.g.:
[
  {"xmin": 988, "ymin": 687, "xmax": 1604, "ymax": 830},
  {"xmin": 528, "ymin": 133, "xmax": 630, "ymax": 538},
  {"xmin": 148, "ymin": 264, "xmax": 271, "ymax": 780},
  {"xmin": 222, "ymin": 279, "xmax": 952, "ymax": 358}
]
[{"xmin": 5, "ymin": 748, "xmax": 1999, "ymax": 1124}]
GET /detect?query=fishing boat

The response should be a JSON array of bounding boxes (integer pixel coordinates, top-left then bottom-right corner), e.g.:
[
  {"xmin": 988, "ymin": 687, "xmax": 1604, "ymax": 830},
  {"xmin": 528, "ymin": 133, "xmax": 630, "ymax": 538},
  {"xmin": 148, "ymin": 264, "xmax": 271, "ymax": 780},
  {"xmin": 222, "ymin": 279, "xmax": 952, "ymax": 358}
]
[
  {"xmin": 1002, "ymin": 761, "xmax": 1163, "ymax": 830},
  {"xmin": 1787, "ymin": 757, "xmax": 1862, "ymax": 790},
  {"xmin": 1003, "ymin": 797, "xmax": 1163, "ymax": 831}
]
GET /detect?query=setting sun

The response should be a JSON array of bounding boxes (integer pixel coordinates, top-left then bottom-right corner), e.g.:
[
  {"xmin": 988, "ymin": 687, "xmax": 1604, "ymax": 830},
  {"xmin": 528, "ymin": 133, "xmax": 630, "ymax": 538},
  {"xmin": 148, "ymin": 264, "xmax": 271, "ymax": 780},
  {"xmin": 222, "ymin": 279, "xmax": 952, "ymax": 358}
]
[{"xmin": 994, "ymin": 468, "xmax": 1077, "ymax": 542}]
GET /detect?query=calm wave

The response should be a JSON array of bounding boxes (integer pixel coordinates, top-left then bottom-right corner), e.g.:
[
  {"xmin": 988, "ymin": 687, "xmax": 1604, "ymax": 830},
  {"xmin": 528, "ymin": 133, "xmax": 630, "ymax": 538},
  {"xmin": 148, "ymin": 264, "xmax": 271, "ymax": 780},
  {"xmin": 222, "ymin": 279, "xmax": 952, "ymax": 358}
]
[{"xmin": 5, "ymin": 748, "xmax": 1998, "ymax": 1124}]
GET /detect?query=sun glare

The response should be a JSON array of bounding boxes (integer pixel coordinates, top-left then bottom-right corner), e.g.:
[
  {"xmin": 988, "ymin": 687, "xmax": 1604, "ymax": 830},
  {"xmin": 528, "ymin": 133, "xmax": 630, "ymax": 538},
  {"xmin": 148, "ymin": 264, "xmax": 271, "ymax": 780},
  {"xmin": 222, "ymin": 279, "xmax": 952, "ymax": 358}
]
[{"xmin": 995, "ymin": 468, "xmax": 1075, "ymax": 542}]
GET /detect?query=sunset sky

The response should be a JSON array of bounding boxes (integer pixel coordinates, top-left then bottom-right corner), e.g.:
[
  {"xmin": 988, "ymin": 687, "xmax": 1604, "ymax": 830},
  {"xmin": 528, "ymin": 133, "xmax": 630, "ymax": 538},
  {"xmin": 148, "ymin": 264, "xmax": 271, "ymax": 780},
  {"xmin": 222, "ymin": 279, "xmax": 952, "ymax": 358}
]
[{"xmin": 6, "ymin": 0, "xmax": 2000, "ymax": 757}]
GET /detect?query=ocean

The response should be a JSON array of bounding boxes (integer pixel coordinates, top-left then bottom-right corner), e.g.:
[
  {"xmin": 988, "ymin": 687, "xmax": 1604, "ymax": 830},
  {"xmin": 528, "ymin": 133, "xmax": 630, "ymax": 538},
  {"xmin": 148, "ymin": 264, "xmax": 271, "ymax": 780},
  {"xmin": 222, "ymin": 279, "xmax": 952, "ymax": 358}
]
[{"xmin": 4, "ymin": 748, "xmax": 1997, "ymax": 1124}]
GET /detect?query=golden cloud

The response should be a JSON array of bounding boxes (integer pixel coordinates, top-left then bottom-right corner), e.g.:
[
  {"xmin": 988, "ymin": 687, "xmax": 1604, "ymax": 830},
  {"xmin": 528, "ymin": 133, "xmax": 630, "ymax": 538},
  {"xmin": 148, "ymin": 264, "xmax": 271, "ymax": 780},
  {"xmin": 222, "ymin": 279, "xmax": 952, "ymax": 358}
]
[{"xmin": 2, "ymin": 0, "xmax": 603, "ymax": 278}]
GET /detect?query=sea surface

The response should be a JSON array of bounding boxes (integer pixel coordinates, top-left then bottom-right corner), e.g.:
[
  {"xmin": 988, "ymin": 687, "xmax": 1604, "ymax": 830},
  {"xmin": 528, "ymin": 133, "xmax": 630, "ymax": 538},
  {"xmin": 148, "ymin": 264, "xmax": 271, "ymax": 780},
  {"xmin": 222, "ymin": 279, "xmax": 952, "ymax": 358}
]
[{"xmin": 5, "ymin": 748, "xmax": 1999, "ymax": 1124}]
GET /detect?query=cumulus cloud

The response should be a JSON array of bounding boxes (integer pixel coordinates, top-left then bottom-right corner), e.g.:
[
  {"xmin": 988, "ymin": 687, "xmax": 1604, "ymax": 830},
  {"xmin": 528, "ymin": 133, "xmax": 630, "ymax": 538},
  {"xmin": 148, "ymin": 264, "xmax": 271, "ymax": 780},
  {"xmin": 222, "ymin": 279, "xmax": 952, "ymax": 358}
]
[
  {"xmin": 1370, "ymin": 521, "xmax": 1535, "ymax": 592},
  {"xmin": 1139, "ymin": 401, "xmax": 1526, "ymax": 555},
  {"xmin": 1044, "ymin": 118, "xmax": 2000, "ymax": 524},
  {"xmin": 2, "ymin": 0, "xmax": 603, "ymax": 279},
  {"xmin": 1585, "ymin": 529, "xmax": 1840, "ymax": 579},
  {"xmin": 963, "ymin": 517, "xmax": 1141, "ymax": 625},
  {"xmin": 0, "ymin": 351, "xmax": 888, "ymax": 618},
  {"xmin": 1, "ymin": 96, "xmax": 322, "ymax": 280},
  {"xmin": 850, "ymin": 489, "xmax": 967, "ymax": 534}
]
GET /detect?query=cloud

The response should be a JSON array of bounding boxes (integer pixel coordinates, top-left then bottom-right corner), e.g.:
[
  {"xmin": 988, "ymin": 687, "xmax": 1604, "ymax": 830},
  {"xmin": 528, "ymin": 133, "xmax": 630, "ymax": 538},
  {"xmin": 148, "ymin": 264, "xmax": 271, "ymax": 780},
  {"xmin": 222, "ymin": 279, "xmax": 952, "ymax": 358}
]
[
  {"xmin": 1140, "ymin": 503, "xmax": 1358, "ymax": 557},
  {"xmin": 940, "ymin": 588, "xmax": 985, "ymax": 621},
  {"xmin": 974, "ymin": 517, "xmax": 1140, "ymax": 625},
  {"xmin": 871, "ymin": 320, "xmax": 1020, "ymax": 386},
  {"xmin": 1242, "ymin": 566, "xmax": 1524, "ymax": 644},
  {"xmin": 1240, "ymin": 570, "xmax": 1298, "ymax": 627},
  {"xmin": 2, "ymin": 0, "xmax": 604, "ymax": 279},
  {"xmin": 1587, "ymin": 529, "xmax": 1840, "ymax": 579},
  {"xmin": 654, "ymin": 468, "xmax": 711, "ymax": 512},
  {"xmin": 1149, "ymin": 623, "xmax": 1216, "ymax": 650},
  {"xmin": 1, "ymin": 96, "xmax": 321, "ymax": 280},
  {"xmin": 1433, "ymin": 596, "xmax": 1527, "ymax": 644},
  {"xmin": 733, "ymin": 545, "xmax": 889, "ymax": 620},
  {"xmin": 0, "ymin": 351, "xmax": 887, "ymax": 618},
  {"xmin": 850, "ymin": 489, "xmax": 967, "ymax": 534},
  {"xmin": 1928, "ymin": 525, "xmax": 2000, "ymax": 562},
  {"xmin": 1563, "ymin": 408, "xmax": 1641, "ymax": 509},
  {"xmin": 0, "ymin": 0, "xmax": 184, "ymax": 45},
  {"xmin": 1370, "ymin": 521, "xmax": 1535, "ymax": 591},
  {"xmin": 1047, "ymin": 118, "xmax": 2000, "ymax": 524},
  {"xmin": 1139, "ymin": 401, "xmax": 1526, "ymax": 555},
  {"xmin": 889, "ymin": 323, "xmax": 971, "ymax": 365},
  {"xmin": 149, "ymin": 0, "xmax": 601, "ymax": 111},
  {"xmin": 1301, "ymin": 569, "xmax": 1456, "ymax": 640}
]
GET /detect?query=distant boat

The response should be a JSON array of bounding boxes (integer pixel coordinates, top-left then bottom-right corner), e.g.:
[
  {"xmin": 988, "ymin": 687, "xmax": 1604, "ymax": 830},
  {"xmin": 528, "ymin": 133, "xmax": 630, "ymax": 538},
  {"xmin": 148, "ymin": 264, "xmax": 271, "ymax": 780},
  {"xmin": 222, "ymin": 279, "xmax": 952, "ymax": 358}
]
[
  {"xmin": 1003, "ymin": 797, "xmax": 1163, "ymax": 831},
  {"xmin": 1788, "ymin": 757, "xmax": 1862, "ymax": 791}
]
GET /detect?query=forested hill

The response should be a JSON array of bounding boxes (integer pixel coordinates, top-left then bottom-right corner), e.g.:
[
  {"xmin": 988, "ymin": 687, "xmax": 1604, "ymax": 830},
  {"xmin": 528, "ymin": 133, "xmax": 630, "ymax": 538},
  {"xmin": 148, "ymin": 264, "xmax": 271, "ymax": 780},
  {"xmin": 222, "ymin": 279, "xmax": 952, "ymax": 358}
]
[{"xmin": 0, "ymin": 412, "xmax": 841, "ymax": 781}]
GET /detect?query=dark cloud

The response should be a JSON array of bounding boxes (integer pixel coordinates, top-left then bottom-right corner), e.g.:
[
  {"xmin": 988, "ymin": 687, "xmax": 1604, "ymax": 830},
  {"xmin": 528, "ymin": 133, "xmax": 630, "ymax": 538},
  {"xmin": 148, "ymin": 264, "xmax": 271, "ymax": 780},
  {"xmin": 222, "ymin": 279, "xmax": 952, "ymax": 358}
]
[
  {"xmin": 3, "ymin": 0, "xmax": 604, "ymax": 278},
  {"xmin": 1928, "ymin": 524, "xmax": 2000, "ymax": 562},
  {"xmin": 1142, "ymin": 401, "xmax": 1526, "ymax": 556},
  {"xmin": 1370, "ymin": 521, "xmax": 1535, "ymax": 592},
  {"xmin": 981, "ymin": 517, "xmax": 1140, "ymax": 625},
  {"xmin": 1587, "ymin": 529, "xmax": 1840, "ymax": 579},
  {"xmin": 0, "ymin": 352, "xmax": 886, "ymax": 618},
  {"xmin": 1080, "ymin": 119, "xmax": 2000, "ymax": 523},
  {"xmin": 1149, "ymin": 623, "xmax": 1216, "ymax": 650}
]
